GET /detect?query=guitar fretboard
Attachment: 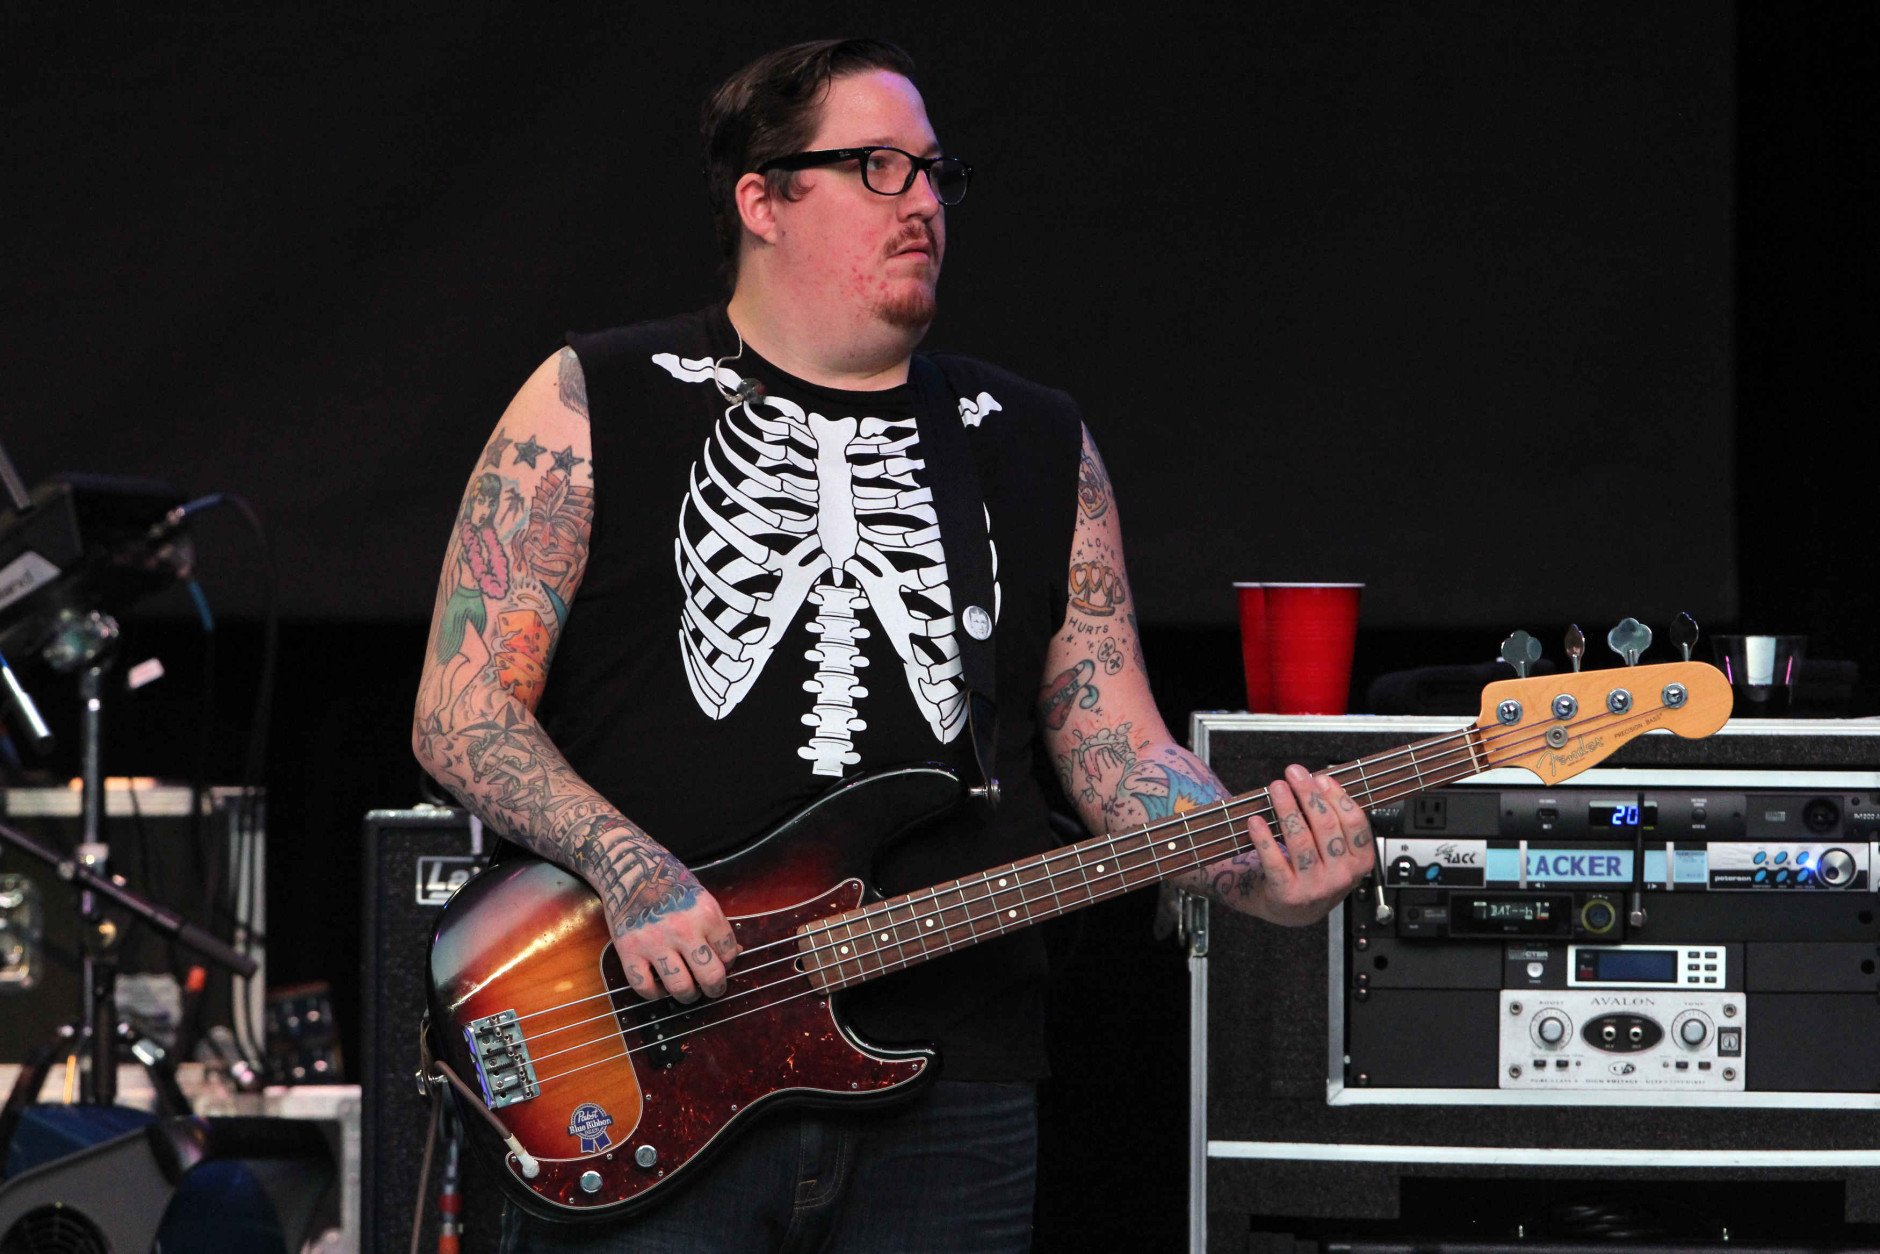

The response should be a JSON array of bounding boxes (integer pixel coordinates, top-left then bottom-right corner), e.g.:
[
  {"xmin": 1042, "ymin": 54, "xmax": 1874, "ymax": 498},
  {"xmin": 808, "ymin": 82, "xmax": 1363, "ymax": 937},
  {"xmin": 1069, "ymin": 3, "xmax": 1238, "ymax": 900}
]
[{"xmin": 796, "ymin": 723, "xmax": 1490, "ymax": 990}]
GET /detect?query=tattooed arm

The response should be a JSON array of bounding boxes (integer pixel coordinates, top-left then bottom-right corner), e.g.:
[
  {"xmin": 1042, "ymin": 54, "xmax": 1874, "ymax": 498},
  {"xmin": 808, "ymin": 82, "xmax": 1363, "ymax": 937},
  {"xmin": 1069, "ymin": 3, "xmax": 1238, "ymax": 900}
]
[
  {"xmin": 412, "ymin": 348, "xmax": 739, "ymax": 1002},
  {"xmin": 1037, "ymin": 425, "xmax": 1376, "ymax": 926}
]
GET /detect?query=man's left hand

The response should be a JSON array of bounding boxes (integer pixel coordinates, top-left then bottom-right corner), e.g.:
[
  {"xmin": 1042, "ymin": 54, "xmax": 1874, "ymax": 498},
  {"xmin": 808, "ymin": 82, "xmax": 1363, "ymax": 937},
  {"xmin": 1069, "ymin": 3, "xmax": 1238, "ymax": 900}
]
[{"xmin": 1199, "ymin": 764, "xmax": 1377, "ymax": 927}]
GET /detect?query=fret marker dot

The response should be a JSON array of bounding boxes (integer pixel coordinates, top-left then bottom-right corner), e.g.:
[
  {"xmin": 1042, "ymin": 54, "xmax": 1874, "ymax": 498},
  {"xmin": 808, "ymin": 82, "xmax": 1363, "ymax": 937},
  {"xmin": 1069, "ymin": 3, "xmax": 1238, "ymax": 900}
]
[
  {"xmin": 878, "ymin": 933, "xmax": 888, "ymax": 942},
  {"xmin": 925, "ymin": 919, "xmax": 935, "ymax": 928},
  {"xmin": 999, "ymin": 878, "xmax": 1008, "ymax": 887},
  {"xmin": 1097, "ymin": 864, "xmax": 1106, "ymax": 873},
  {"xmin": 840, "ymin": 946, "xmax": 850, "ymax": 955},
  {"xmin": 1166, "ymin": 841, "xmax": 1177, "ymax": 850},
  {"xmin": 1008, "ymin": 909, "xmax": 1017, "ymax": 918}
]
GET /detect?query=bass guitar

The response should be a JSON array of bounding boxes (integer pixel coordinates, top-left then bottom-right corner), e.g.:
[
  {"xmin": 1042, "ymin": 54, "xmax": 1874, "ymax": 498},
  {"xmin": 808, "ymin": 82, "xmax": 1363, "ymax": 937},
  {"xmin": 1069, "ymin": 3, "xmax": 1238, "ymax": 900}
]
[{"xmin": 426, "ymin": 660, "xmax": 1729, "ymax": 1219}]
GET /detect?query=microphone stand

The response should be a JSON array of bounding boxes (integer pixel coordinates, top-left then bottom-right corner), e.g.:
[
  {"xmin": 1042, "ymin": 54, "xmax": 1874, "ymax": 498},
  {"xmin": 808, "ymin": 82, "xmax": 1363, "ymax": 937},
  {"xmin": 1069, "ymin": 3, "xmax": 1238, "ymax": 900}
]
[
  {"xmin": 0, "ymin": 611, "xmax": 256, "ymax": 1160},
  {"xmin": 0, "ymin": 807, "xmax": 257, "ymax": 1160}
]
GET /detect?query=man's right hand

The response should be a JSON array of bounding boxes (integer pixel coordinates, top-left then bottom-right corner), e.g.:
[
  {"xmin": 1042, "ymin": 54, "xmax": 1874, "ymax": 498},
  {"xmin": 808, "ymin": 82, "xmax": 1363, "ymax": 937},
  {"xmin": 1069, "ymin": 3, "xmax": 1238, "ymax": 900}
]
[{"xmin": 575, "ymin": 817, "xmax": 741, "ymax": 1003}]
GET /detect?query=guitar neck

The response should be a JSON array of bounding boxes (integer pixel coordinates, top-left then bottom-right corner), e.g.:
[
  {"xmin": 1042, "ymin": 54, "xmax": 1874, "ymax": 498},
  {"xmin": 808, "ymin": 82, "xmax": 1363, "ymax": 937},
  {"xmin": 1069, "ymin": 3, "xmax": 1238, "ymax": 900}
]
[{"xmin": 802, "ymin": 722, "xmax": 1491, "ymax": 991}]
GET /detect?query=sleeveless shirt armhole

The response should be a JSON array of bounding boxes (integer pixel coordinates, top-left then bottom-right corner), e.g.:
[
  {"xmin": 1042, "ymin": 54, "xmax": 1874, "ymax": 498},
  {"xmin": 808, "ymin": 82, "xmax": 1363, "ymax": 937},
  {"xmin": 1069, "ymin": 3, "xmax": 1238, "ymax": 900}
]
[
  {"xmin": 562, "ymin": 333, "xmax": 602, "ymax": 562},
  {"xmin": 928, "ymin": 350, "xmax": 1087, "ymax": 637},
  {"xmin": 1045, "ymin": 400, "xmax": 1085, "ymax": 633}
]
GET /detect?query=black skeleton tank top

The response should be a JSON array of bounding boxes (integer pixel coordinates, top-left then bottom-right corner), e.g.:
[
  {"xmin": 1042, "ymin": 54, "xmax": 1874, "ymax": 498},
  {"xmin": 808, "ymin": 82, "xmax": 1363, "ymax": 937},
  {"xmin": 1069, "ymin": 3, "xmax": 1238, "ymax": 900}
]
[{"xmin": 538, "ymin": 305, "xmax": 1083, "ymax": 1080}]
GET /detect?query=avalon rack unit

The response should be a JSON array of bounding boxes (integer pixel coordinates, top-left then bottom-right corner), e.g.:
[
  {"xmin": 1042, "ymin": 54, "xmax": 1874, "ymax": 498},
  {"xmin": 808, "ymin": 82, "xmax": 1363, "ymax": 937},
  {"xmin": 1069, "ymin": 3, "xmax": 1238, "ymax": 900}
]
[{"xmin": 1187, "ymin": 715, "xmax": 1880, "ymax": 1254}]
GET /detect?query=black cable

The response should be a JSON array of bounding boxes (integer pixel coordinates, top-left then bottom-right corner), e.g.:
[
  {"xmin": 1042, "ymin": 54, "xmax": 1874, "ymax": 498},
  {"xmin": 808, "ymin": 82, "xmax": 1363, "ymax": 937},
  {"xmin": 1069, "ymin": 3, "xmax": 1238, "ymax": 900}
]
[
  {"xmin": 183, "ymin": 577, "xmax": 217, "ymax": 1058},
  {"xmin": 169, "ymin": 493, "xmax": 279, "ymax": 1068},
  {"xmin": 124, "ymin": 779, "xmax": 155, "ymax": 952},
  {"xmin": 410, "ymin": 1082, "xmax": 440, "ymax": 1254}
]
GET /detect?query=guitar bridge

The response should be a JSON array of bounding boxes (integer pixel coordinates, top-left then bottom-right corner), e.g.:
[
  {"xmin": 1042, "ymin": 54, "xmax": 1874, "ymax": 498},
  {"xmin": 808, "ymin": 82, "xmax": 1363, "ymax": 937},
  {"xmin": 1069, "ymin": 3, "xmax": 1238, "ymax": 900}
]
[{"xmin": 465, "ymin": 1009, "xmax": 540, "ymax": 1109}]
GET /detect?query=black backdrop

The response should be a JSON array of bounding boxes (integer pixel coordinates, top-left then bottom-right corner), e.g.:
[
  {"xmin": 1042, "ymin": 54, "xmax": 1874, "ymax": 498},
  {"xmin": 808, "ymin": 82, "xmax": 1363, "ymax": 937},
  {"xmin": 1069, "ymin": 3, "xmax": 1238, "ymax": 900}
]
[
  {"xmin": 3, "ymin": 4, "xmax": 1876, "ymax": 1249},
  {"xmin": 8, "ymin": 2, "xmax": 1735, "ymax": 628}
]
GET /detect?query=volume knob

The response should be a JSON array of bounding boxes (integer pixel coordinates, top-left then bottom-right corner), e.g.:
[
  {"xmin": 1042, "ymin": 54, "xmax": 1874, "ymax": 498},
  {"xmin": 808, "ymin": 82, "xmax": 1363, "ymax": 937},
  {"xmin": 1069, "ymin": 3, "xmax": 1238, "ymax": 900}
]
[
  {"xmin": 1819, "ymin": 848, "xmax": 1857, "ymax": 888},
  {"xmin": 1537, "ymin": 1014, "xmax": 1568, "ymax": 1046},
  {"xmin": 1680, "ymin": 1018, "xmax": 1708, "ymax": 1048}
]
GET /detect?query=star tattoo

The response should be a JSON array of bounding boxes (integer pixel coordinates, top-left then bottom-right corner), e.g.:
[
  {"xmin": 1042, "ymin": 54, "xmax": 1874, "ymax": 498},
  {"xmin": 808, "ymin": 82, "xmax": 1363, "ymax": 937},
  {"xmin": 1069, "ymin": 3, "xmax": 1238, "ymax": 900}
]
[
  {"xmin": 551, "ymin": 445, "xmax": 586, "ymax": 476},
  {"xmin": 482, "ymin": 428, "xmax": 513, "ymax": 468},
  {"xmin": 512, "ymin": 434, "xmax": 546, "ymax": 468}
]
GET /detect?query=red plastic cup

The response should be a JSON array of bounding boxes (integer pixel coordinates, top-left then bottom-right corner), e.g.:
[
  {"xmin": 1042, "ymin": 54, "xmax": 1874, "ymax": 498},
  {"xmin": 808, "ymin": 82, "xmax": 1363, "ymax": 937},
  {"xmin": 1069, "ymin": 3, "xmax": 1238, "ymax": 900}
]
[
  {"xmin": 1234, "ymin": 583, "xmax": 1274, "ymax": 713},
  {"xmin": 1264, "ymin": 583, "xmax": 1363, "ymax": 714}
]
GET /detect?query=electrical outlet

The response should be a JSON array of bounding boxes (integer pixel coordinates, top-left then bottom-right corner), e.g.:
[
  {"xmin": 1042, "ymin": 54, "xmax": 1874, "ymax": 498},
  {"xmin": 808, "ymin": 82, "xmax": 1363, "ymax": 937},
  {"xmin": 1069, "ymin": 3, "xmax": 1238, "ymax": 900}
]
[{"xmin": 1411, "ymin": 796, "xmax": 1447, "ymax": 831}]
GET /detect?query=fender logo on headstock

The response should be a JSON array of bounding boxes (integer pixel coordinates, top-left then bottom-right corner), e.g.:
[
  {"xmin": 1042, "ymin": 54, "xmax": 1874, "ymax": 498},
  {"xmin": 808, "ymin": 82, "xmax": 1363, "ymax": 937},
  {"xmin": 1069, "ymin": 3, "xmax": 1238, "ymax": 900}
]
[{"xmin": 1533, "ymin": 733, "xmax": 1605, "ymax": 776}]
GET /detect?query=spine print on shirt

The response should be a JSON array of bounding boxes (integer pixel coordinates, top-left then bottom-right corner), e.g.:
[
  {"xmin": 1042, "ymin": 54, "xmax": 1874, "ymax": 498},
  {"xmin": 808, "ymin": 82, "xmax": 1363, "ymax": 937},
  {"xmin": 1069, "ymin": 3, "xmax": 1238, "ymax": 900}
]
[{"xmin": 655, "ymin": 352, "xmax": 1000, "ymax": 777}]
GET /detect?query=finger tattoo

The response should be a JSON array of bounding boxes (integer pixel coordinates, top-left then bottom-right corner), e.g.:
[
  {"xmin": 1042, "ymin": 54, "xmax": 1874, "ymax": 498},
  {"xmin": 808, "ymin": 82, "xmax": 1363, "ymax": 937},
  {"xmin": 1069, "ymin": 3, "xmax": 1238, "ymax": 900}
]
[
  {"xmin": 1296, "ymin": 850, "xmax": 1317, "ymax": 872},
  {"xmin": 694, "ymin": 945, "xmax": 713, "ymax": 965},
  {"xmin": 1333, "ymin": 791, "xmax": 1359, "ymax": 812},
  {"xmin": 1283, "ymin": 813, "xmax": 1307, "ymax": 836},
  {"xmin": 714, "ymin": 934, "xmax": 739, "ymax": 958},
  {"xmin": 657, "ymin": 956, "xmax": 679, "ymax": 977},
  {"xmin": 1308, "ymin": 793, "xmax": 1330, "ymax": 814},
  {"xmin": 1328, "ymin": 836, "xmax": 1348, "ymax": 857},
  {"xmin": 626, "ymin": 967, "xmax": 649, "ymax": 989},
  {"xmin": 1353, "ymin": 829, "xmax": 1373, "ymax": 847}
]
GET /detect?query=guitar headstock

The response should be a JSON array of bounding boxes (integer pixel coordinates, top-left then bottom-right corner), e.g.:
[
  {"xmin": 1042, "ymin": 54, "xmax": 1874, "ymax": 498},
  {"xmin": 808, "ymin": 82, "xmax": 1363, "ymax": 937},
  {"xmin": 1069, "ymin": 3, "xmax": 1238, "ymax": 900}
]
[{"xmin": 1475, "ymin": 661, "xmax": 1732, "ymax": 785}]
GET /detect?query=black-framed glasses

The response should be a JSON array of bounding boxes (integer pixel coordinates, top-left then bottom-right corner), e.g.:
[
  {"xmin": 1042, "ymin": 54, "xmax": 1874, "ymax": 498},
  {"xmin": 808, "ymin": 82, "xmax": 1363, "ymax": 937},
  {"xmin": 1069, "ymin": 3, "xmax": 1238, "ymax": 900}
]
[{"xmin": 755, "ymin": 146, "xmax": 973, "ymax": 206}]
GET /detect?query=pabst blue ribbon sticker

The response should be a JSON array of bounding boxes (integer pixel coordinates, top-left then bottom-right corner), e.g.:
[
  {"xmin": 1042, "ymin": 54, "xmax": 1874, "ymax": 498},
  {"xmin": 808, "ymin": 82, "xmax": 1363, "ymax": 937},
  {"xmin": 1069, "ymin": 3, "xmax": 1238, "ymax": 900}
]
[{"xmin": 568, "ymin": 1103, "xmax": 614, "ymax": 1153}]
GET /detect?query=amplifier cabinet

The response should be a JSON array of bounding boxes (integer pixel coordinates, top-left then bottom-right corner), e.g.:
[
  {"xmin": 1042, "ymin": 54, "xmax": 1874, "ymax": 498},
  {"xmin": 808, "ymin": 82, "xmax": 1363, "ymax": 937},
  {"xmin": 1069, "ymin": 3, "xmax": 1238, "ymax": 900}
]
[
  {"xmin": 360, "ymin": 807, "xmax": 503, "ymax": 1254},
  {"xmin": 1188, "ymin": 716, "xmax": 1880, "ymax": 1252}
]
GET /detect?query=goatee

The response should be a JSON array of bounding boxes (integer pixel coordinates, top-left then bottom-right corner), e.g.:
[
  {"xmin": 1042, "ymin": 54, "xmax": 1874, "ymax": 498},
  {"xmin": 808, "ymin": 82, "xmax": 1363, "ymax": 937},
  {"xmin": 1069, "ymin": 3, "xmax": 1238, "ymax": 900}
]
[{"xmin": 877, "ymin": 284, "xmax": 936, "ymax": 330}]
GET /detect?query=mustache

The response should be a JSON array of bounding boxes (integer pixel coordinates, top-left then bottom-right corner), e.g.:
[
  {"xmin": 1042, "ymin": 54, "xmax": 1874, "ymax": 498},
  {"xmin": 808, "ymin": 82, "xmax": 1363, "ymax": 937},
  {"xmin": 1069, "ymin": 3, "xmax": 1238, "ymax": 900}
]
[{"xmin": 885, "ymin": 224, "xmax": 938, "ymax": 260}]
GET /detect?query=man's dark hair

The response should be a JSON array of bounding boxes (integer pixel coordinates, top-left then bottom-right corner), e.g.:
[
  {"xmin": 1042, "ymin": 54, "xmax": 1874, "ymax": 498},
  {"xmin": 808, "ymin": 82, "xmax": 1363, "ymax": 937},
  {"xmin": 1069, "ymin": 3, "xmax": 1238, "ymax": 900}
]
[{"xmin": 701, "ymin": 38, "xmax": 918, "ymax": 280}]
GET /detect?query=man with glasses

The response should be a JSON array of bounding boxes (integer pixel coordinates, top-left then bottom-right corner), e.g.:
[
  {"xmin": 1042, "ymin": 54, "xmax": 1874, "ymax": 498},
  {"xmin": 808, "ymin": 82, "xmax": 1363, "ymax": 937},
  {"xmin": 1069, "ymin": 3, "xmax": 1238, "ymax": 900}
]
[{"xmin": 414, "ymin": 36, "xmax": 1374, "ymax": 1253}]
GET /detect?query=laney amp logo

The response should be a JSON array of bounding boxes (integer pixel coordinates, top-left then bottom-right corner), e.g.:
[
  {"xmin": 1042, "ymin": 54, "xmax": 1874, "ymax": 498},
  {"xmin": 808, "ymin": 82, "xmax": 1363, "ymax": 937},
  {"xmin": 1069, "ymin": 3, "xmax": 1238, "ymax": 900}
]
[
  {"xmin": 414, "ymin": 856, "xmax": 483, "ymax": 906},
  {"xmin": 568, "ymin": 1103, "xmax": 614, "ymax": 1152}
]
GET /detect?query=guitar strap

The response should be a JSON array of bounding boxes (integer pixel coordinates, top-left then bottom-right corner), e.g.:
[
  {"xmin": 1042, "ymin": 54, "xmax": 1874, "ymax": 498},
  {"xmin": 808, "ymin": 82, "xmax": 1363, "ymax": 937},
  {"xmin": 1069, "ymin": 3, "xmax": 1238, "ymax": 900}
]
[{"xmin": 907, "ymin": 354, "xmax": 1000, "ymax": 803}]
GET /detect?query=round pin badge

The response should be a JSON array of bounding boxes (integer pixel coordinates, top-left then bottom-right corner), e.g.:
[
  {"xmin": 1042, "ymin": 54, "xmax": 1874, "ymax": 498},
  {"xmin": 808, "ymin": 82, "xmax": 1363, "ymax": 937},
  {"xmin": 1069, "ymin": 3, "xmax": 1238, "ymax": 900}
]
[{"xmin": 963, "ymin": 605, "xmax": 993, "ymax": 640}]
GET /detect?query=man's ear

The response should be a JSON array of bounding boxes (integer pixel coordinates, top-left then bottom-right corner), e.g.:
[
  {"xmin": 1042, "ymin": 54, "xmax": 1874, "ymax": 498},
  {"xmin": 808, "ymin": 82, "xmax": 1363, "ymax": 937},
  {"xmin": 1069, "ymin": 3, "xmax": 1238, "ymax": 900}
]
[{"xmin": 734, "ymin": 171, "xmax": 780, "ymax": 247}]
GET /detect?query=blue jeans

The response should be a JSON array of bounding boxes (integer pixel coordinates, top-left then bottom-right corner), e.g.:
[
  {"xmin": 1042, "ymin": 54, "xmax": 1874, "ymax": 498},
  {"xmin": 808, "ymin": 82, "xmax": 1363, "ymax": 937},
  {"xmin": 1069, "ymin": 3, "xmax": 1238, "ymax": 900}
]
[{"xmin": 498, "ymin": 1081, "xmax": 1037, "ymax": 1254}]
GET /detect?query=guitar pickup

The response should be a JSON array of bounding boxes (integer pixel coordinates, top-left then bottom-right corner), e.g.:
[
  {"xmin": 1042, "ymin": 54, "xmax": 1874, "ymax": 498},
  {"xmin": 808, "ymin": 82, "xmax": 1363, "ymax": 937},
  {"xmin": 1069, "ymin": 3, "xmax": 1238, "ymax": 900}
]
[
  {"xmin": 465, "ymin": 1009, "xmax": 540, "ymax": 1109},
  {"xmin": 631, "ymin": 999, "xmax": 693, "ymax": 1070}
]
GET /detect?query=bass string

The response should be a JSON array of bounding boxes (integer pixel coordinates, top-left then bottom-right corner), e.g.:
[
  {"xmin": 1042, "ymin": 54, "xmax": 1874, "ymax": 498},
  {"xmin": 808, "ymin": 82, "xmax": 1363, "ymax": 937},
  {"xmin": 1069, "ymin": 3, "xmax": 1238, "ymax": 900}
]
[
  {"xmin": 520, "ymin": 787, "xmax": 1313, "ymax": 1070},
  {"xmin": 509, "ymin": 720, "xmax": 1490, "ymax": 1037},
  {"xmin": 507, "ymin": 698, "xmax": 1663, "ymax": 1057},
  {"xmin": 520, "ymin": 697, "xmax": 1676, "ymax": 1085},
  {"xmin": 508, "ymin": 735, "xmax": 1475, "ymax": 1053}
]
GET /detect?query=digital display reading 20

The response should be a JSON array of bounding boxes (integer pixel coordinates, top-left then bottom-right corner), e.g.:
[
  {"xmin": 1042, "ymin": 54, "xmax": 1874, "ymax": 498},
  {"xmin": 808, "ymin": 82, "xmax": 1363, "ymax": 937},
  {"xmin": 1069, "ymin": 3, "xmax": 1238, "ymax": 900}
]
[{"xmin": 1590, "ymin": 801, "xmax": 1658, "ymax": 830}]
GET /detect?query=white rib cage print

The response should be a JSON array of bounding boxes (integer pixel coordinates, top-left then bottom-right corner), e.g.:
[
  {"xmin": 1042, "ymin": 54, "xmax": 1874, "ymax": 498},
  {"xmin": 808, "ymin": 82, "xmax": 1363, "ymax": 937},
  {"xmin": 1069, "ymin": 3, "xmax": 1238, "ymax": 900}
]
[{"xmin": 656, "ymin": 351, "xmax": 998, "ymax": 776}]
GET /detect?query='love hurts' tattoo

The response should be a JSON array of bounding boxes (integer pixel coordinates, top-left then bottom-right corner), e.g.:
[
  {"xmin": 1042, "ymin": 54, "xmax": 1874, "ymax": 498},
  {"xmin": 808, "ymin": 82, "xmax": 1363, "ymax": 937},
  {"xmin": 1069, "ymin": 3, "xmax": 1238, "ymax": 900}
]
[{"xmin": 1068, "ymin": 560, "xmax": 1125, "ymax": 616}]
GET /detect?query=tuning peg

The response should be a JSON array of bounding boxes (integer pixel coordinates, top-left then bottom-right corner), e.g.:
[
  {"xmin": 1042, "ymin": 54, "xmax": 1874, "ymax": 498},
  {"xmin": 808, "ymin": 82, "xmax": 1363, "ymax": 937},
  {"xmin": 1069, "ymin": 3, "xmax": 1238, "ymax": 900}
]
[
  {"xmin": 1565, "ymin": 624, "xmax": 1586, "ymax": 673},
  {"xmin": 1607, "ymin": 617, "xmax": 1652, "ymax": 667},
  {"xmin": 1499, "ymin": 630, "xmax": 1542, "ymax": 679},
  {"xmin": 1670, "ymin": 611, "xmax": 1700, "ymax": 662}
]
